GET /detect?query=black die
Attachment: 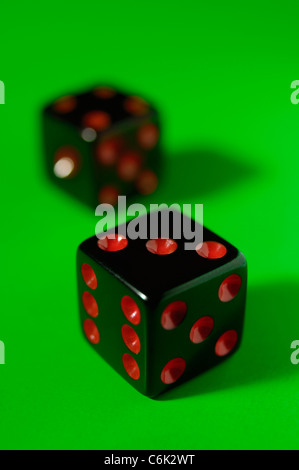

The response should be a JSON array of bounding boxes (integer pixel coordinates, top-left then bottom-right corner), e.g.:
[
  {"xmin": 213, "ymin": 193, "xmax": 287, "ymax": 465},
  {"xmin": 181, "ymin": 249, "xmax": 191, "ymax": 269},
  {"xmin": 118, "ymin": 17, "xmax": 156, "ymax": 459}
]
[
  {"xmin": 77, "ymin": 210, "xmax": 247, "ymax": 397},
  {"xmin": 42, "ymin": 85, "xmax": 161, "ymax": 207}
]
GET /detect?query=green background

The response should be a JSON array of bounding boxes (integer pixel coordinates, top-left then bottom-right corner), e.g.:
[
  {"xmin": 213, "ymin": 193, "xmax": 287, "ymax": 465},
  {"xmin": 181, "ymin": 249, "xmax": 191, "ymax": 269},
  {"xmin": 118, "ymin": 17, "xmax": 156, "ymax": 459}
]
[{"xmin": 1, "ymin": 1, "xmax": 299, "ymax": 450}]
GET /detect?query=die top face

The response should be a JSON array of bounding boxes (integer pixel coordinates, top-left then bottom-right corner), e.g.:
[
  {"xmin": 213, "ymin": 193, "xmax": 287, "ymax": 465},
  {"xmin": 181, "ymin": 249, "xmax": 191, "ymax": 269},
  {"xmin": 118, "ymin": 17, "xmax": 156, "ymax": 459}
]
[
  {"xmin": 79, "ymin": 210, "xmax": 241, "ymax": 303},
  {"xmin": 44, "ymin": 85, "xmax": 157, "ymax": 132}
]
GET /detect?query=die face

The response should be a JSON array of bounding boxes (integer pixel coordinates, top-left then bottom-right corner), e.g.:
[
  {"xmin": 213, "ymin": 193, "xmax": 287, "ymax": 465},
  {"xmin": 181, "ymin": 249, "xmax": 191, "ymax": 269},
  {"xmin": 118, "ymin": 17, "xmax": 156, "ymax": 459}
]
[
  {"xmin": 80, "ymin": 211, "xmax": 239, "ymax": 304},
  {"xmin": 43, "ymin": 85, "xmax": 161, "ymax": 207},
  {"xmin": 93, "ymin": 115, "xmax": 161, "ymax": 204},
  {"xmin": 47, "ymin": 87, "xmax": 156, "ymax": 130},
  {"xmin": 147, "ymin": 253, "xmax": 247, "ymax": 397},
  {"xmin": 77, "ymin": 248, "xmax": 149, "ymax": 396}
]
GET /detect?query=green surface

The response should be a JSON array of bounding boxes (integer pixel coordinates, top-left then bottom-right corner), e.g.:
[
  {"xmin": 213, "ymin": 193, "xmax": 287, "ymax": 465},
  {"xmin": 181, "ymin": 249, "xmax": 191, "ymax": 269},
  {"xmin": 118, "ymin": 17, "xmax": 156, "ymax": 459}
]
[{"xmin": 1, "ymin": 1, "xmax": 299, "ymax": 450}]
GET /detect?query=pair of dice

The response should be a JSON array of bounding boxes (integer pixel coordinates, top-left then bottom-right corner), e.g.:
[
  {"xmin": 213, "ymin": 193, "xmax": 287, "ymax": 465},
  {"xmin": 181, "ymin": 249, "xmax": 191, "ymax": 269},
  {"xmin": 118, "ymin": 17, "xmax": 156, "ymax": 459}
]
[{"xmin": 43, "ymin": 85, "xmax": 247, "ymax": 398}]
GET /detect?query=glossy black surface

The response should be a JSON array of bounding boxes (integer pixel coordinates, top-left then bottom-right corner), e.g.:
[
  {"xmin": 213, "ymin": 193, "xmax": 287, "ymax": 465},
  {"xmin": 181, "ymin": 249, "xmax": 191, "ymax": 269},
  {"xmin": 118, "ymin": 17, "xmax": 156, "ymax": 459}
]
[{"xmin": 79, "ymin": 210, "xmax": 239, "ymax": 303}]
